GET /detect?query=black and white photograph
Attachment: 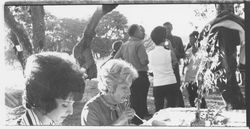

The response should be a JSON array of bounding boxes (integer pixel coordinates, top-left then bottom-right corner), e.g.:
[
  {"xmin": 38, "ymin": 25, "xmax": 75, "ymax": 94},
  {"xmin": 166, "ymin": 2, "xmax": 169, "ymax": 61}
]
[{"xmin": 2, "ymin": 0, "xmax": 248, "ymax": 127}]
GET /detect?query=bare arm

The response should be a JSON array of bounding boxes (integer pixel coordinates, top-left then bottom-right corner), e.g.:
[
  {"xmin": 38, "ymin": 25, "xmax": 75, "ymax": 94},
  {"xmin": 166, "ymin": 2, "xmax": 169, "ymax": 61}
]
[
  {"xmin": 137, "ymin": 43, "xmax": 149, "ymax": 65},
  {"xmin": 177, "ymin": 37, "xmax": 185, "ymax": 59}
]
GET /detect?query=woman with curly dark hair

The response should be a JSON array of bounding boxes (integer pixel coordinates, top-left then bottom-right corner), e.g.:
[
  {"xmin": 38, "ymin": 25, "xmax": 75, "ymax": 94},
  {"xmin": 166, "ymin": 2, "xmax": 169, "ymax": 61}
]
[{"xmin": 16, "ymin": 52, "xmax": 85, "ymax": 125}]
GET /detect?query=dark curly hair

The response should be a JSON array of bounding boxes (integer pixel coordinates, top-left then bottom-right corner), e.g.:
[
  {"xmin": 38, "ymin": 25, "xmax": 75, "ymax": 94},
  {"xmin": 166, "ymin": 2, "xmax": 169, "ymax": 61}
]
[
  {"xmin": 23, "ymin": 52, "xmax": 85, "ymax": 114},
  {"xmin": 150, "ymin": 26, "xmax": 167, "ymax": 45},
  {"xmin": 189, "ymin": 31, "xmax": 199, "ymax": 38},
  {"xmin": 128, "ymin": 24, "xmax": 139, "ymax": 37}
]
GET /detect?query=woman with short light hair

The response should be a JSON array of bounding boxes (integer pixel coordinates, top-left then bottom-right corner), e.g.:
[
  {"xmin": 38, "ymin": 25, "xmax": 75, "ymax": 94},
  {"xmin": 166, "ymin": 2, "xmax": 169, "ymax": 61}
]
[{"xmin": 81, "ymin": 59, "xmax": 138, "ymax": 126}]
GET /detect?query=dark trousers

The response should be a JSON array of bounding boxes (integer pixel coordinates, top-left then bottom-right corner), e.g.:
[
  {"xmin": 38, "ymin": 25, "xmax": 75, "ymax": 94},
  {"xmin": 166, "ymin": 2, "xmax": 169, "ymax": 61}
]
[
  {"xmin": 186, "ymin": 82, "xmax": 207, "ymax": 108},
  {"xmin": 173, "ymin": 65, "xmax": 185, "ymax": 107},
  {"xmin": 153, "ymin": 83, "xmax": 179, "ymax": 112},
  {"xmin": 130, "ymin": 71, "xmax": 150, "ymax": 125}
]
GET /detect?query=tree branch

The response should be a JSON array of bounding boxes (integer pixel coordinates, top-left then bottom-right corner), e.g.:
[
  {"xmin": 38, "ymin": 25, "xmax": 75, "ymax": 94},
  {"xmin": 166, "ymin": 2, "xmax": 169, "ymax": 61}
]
[
  {"xmin": 72, "ymin": 4, "xmax": 118, "ymax": 79},
  {"xmin": 4, "ymin": 6, "xmax": 33, "ymax": 55}
]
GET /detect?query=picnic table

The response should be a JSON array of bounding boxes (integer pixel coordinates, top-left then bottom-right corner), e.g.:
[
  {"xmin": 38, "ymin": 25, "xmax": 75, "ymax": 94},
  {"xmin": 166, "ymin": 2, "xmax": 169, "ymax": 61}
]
[{"xmin": 141, "ymin": 107, "xmax": 246, "ymax": 127}]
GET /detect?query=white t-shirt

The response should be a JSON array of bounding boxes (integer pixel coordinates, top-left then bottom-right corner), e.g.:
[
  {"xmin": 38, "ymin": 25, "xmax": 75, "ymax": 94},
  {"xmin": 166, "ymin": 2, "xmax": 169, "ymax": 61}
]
[
  {"xmin": 184, "ymin": 48, "xmax": 202, "ymax": 82},
  {"xmin": 148, "ymin": 46, "xmax": 177, "ymax": 87}
]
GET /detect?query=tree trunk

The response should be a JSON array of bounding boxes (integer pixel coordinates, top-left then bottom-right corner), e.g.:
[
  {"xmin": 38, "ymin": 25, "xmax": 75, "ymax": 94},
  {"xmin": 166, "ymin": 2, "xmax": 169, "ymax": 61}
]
[
  {"xmin": 8, "ymin": 31, "xmax": 25, "ymax": 69},
  {"xmin": 72, "ymin": 4, "xmax": 118, "ymax": 79},
  {"xmin": 30, "ymin": 6, "xmax": 45, "ymax": 53},
  {"xmin": 4, "ymin": 6, "xmax": 33, "ymax": 69}
]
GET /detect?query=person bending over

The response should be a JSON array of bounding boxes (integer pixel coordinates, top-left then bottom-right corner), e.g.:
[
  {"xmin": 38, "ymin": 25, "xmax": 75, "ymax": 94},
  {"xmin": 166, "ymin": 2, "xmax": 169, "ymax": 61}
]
[
  {"xmin": 81, "ymin": 59, "xmax": 138, "ymax": 126},
  {"xmin": 16, "ymin": 52, "xmax": 85, "ymax": 125}
]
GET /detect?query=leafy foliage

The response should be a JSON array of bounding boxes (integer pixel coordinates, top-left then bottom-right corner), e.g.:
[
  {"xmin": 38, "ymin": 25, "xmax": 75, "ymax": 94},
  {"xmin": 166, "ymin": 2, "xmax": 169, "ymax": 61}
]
[
  {"xmin": 5, "ymin": 7, "xmax": 128, "ymax": 64},
  {"xmin": 91, "ymin": 11, "xmax": 129, "ymax": 58},
  {"xmin": 5, "ymin": 6, "xmax": 88, "ymax": 64},
  {"xmin": 95, "ymin": 11, "xmax": 128, "ymax": 39},
  {"xmin": 9, "ymin": 6, "xmax": 32, "ymax": 37},
  {"xmin": 234, "ymin": 3, "xmax": 244, "ymax": 18},
  {"xmin": 44, "ymin": 12, "xmax": 87, "ymax": 53},
  {"xmin": 194, "ymin": 30, "xmax": 225, "ymax": 97},
  {"xmin": 4, "ymin": 35, "xmax": 18, "ymax": 65}
]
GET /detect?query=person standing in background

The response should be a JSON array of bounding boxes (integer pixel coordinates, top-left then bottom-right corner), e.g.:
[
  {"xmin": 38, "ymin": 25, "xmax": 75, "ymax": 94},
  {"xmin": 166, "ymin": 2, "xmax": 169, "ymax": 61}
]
[
  {"xmin": 148, "ymin": 26, "xmax": 179, "ymax": 112},
  {"xmin": 182, "ymin": 31, "xmax": 207, "ymax": 108},
  {"xmin": 163, "ymin": 22, "xmax": 185, "ymax": 107},
  {"xmin": 114, "ymin": 24, "xmax": 150, "ymax": 125}
]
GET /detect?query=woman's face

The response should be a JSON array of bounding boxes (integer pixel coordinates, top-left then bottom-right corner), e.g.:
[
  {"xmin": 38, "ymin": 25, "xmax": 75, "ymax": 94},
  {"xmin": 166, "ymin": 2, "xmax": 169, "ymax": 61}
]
[
  {"xmin": 46, "ymin": 95, "xmax": 74, "ymax": 123},
  {"xmin": 112, "ymin": 82, "xmax": 132, "ymax": 104},
  {"xmin": 135, "ymin": 25, "xmax": 145, "ymax": 40},
  {"xmin": 189, "ymin": 35, "xmax": 197, "ymax": 46}
]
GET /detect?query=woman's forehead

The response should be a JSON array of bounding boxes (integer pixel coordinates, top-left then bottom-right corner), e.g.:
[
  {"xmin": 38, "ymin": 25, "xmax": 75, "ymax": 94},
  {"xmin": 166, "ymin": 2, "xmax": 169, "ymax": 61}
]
[
  {"xmin": 117, "ymin": 81, "xmax": 131, "ymax": 87},
  {"xmin": 56, "ymin": 97, "xmax": 74, "ymax": 103},
  {"xmin": 60, "ymin": 93, "xmax": 75, "ymax": 101},
  {"xmin": 67, "ymin": 94, "xmax": 75, "ymax": 100}
]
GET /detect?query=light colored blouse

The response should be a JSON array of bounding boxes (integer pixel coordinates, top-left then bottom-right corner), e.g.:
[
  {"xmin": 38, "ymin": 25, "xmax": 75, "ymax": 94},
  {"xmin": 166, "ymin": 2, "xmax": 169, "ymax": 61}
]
[
  {"xmin": 81, "ymin": 93, "xmax": 127, "ymax": 126},
  {"xmin": 148, "ymin": 46, "xmax": 177, "ymax": 86},
  {"xmin": 184, "ymin": 47, "xmax": 202, "ymax": 82}
]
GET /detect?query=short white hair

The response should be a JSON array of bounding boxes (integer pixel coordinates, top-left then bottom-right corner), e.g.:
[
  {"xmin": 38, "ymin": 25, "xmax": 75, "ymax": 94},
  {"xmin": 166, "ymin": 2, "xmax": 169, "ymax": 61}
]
[{"xmin": 98, "ymin": 59, "xmax": 138, "ymax": 93}]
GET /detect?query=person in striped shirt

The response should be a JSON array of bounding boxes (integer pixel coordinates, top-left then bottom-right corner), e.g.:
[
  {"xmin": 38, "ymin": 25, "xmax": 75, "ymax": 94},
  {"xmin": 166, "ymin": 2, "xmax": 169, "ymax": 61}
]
[{"xmin": 16, "ymin": 52, "xmax": 85, "ymax": 125}]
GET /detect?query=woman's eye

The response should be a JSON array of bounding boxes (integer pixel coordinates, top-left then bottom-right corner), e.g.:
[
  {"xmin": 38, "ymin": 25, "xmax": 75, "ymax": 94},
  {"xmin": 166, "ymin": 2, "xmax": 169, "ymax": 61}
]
[{"xmin": 62, "ymin": 104, "xmax": 68, "ymax": 108}]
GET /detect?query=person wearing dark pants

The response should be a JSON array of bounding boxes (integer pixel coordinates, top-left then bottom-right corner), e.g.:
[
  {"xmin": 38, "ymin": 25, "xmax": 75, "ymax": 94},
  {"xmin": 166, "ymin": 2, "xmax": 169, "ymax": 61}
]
[
  {"xmin": 183, "ymin": 31, "xmax": 207, "ymax": 109},
  {"xmin": 173, "ymin": 65, "xmax": 185, "ymax": 107},
  {"xmin": 114, "ymin": 24, "xmax": 150, "ymax": 125},
  {"xmin": 130, "ymin": 71, "xmax": 150, "ymax": 125},
  {"xmin": 186, "ymin": 82, "xmax": 207, "ymax": 108},
  {"xmin": 163, "ymin": 22, "xmax": 185, "ymax": 107},
  {"xmin": 148, "ymin": 26, "xmax": 179, "ymax": 112},
  {"xmin": 153, "ymin": 83, "xmax": 179, "ymax": 112}
]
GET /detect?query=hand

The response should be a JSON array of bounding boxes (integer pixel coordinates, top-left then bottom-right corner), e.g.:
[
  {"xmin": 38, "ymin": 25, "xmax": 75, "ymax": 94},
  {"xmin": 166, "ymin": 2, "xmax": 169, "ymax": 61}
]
[
  {"xmin": 113, "ymin": 108, "xmax": 135, "ymax": 125},
  {"xmin": 120, "ymin": 108, "xmax": 135, "ymax": 121}
]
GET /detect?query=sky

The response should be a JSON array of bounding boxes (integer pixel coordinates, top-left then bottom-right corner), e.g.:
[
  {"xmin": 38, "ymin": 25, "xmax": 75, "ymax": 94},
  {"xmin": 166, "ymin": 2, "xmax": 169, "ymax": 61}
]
[{"xmin": 44, "ymin": 4, "xmax": 217, "ymax": 44}]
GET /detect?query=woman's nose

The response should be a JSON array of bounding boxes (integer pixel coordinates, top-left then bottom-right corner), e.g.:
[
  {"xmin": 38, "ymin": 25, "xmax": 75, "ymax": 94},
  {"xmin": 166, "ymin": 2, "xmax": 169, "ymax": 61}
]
[
  {"xmin": 67, "ymin": 105, "xmax": 74, "ymax": 115},
  {"xmin": 127, "ymin": 88, "xmax": 131, "ymax": 95}
]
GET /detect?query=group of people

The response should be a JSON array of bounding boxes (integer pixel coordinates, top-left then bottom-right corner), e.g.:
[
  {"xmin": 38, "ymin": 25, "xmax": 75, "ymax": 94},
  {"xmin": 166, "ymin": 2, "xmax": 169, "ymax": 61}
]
[
  {"xmin": 82, "ymin": 22, "xmax": 206, "ymax": 125},
  {"xmin": 15, "ymin": 21, "xmax": 207, "ymax": 126}
]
